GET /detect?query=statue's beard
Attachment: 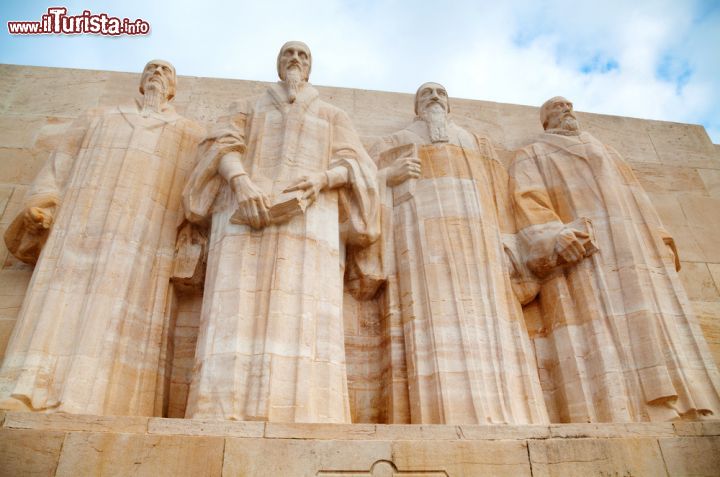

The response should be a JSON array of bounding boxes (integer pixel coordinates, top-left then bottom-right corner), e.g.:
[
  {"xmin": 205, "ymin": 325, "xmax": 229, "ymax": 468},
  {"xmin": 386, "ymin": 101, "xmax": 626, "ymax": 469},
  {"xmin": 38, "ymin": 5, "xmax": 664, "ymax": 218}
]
[
  {"xmin": 560, "ymin": 115, "xmax": 579, "ymax": 132},
  {"xmin": 142, "ymin": 78, "xmax": 167, "ymax": 115},
  {"xmin": 420, "ymin": 102, "xmax": 449, "ymax": 143},
  {"xmin": 546, "ymin": 113, "xmax": 580, "ymax": 135},
  {"xmin": 285, "ymin": 66, "xmax": 304, "ymax": 103}
]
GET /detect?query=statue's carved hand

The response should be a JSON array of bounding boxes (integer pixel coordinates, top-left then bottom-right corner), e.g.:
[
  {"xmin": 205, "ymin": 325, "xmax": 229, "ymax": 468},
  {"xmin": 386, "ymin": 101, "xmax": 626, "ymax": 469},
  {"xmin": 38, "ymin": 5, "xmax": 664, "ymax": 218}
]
[
  {"xmin": 387, "ymin": 156, "xmax": 421, "ymax": 186},
  {"xmin": 555, "ymin": 228, "xmax": 589, "ymax": 265},
  {"xmin": 231, "ymin": 175, "xmax": 271, "ymax": 229},
  {"xmin": 23, "ymin": 206, "xmax": 53, "ymax": 234},
  {"xmin": 283, "ymin": 172, "xmax": 329, "ymax": 205}
]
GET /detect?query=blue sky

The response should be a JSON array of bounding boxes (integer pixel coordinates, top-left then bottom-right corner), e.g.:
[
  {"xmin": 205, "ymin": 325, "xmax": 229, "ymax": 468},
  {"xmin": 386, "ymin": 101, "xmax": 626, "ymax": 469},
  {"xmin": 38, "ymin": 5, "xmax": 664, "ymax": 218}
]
[{"xmin": 2, "ymin": 0, "xmax": 719, "ymax": 143}]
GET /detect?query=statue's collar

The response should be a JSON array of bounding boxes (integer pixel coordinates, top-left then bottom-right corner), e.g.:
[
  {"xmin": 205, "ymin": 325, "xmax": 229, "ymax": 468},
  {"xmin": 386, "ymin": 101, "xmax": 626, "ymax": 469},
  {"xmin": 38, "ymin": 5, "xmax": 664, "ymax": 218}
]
[
  {"xmin": 545, "ymin": 128, "xmax": 581, "ymax": 136},
  {"xmin": 268, "ymin": 82, "xmax": 319, "ymax": 107},
  {"xmin": 117, "ymin": 98, "xmax": 181, "ymax": 124}
]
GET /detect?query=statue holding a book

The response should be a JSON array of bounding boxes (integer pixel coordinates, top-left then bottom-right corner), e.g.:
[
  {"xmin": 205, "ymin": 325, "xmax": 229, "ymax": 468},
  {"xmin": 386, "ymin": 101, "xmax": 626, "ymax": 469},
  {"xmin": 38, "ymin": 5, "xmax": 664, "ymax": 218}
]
[
  {"xmin": 370, "ymin": 82, "xmax": 548, "ymax": 425},
  {"xmin": 510, "ymin": 96, "xmax": 720, "ymax": 422},
  {"xmin": 182, "ymin": 41, "xmax": 380, "ymax": 423}
]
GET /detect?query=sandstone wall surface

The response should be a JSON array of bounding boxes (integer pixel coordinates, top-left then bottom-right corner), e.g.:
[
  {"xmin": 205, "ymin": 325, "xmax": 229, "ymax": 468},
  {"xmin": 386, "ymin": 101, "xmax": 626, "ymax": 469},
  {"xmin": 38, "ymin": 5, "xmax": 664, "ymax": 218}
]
[
  {"xmin": 0, "ymin": 64, "xmax": 718, "ymax": 421},
  {"xmin": 1, "ymin": 411, "xmax": 719, "ymax": 476}
]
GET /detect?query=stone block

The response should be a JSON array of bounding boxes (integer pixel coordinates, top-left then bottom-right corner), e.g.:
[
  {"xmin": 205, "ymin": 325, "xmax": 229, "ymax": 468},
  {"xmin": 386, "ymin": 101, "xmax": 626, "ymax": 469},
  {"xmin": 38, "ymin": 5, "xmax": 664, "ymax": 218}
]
[
  {"xmin": 6, "ymin": 67, "xmax": 106, "ymax": 117},
  {"xmin": 633, "ymin": 163, "xmax": 708, "ymax": 196},
  {"xmin": 352, "ymin": 88, "xmax": 414, "ymax": 137},
  {"xmin": 459, "ymin": 423, "xmax": 550, "ymax": 440},
  {"xmin": 185, "ymin": 77, "xmax": 267, "ymax": 122},
  {"xmin": 373, "ymin": 424, "xmax": 461, "ymax": 440},
  {"xmin": 55, "ymin": 432, "xmax": 224, "ymax": 477},
  {"xmin": 148, "ymin": 417, "xmax": 264, "ymax": 437},
  {"xmin": 648, "ymin": 193, "xmax": 688, "ymax": 227},
  {"xmin": 0, "ymin": 428, "xmax": 65, "ymax": 477},
  {"xmin": 667, "ymin": 225, "xmax": 706, "ymax": 263},
  {"xmin": 680, "ymin": 263, "xmax": 720, "ymax": 301},
  {"xmin": 699, "ymin": 168, "xmax": 720, "ymax": 198},
  {"xmin": 265, "ymin": 422, "xmax": 377, "ymax": 440},
  {"xmin": 584, "ymin": 114, "xmax": 661, "ymax": 164},
  {"xmin": 702, "ymin": 420, "xmax": 720, "ymax": 436},
  {"xmin": 672, "ymin": 420, "xmax": 720, "ymax": 437},
  {"xmin": 548, "ymin": 422, "xmax": 675, "ymax": 438},
  {"xmin": 679, "ymin": 195, "xmax": 720, "ymax": 262},
  {"xmin": 645, "ymin": 121, "xmax": 718, "ymax": 169},
  {"xmin": 679, "ymin": 195, "xmax": 720, "ymax": 230},
  {"xmin": 645, "ymin": 192, "xmax": 709, "ymax": 263},
  {"xmin": 658, "ymin": 436, "xmax": 720, "ymax": 476},
  {"xmin": 222, "ymin": 437, "xmax": 392, "ymax": 477},
  {"xmin": 3, "ymin": 411, "xmax": 148, "ymax": 433},
  {"xmin": 528, "ymin": 437, "xmax": 667, "ymax": 477},
  {"xmin": 451, "ymin": 99, "xmax": 507, "ymax": 145},
  {"xmin": 672, "ymin": 421, "xmax": 705, "ymax": 436},
  {"xmin": 693, "ymin": 301, "xmax": 720, "ymax": 366},
  {"xmin": 391, "ymin": 439, "xmax": 531, "ymax": 477},
  {"xmin": 484, "ymin": 102, "xmax": 542, "ymax": 151}
]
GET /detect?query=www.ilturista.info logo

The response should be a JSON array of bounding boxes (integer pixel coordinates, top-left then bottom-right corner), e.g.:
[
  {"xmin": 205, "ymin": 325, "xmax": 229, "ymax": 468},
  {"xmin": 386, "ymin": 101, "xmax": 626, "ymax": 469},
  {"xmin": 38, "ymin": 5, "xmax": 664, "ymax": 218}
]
[{"xmin": 7, "ymin": 7, "xmax": 150, "ymax": 36}]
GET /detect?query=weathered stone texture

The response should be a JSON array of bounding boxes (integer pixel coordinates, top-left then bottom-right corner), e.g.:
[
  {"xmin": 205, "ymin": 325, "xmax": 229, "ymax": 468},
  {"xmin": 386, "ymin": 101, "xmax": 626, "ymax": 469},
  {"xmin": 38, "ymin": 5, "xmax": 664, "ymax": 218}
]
[
  {"xmin": 3, "ymin": 411, "xmax": 149, "ymax": 433},
  {"xmin": 658, "ymin": 436, "xmax": 720, "ymax": 476},
  {"xmin": 528, "ymin": 438, "xmax": 668, "ymax": 477},
  {"xmin": 223, "ymin": 438, "xmax": 392, "ymax": 477},
  {"xmin": 0, "ymin": 428, "xmax": 65, "ymax": 477},
  {"xmin": 1, "ymin": 413, "xmax": 720, "ymax": 475},
  {"xmin": 0, "ymin": 64, "xmax": 719, "ymax": 423},
  {"xmin": 54, "ymin": 432, "xmax": 225, "ymax": 477},
  {"xmin": 390, "ymin": 440, "xmax": 532, "ymax": 476}
]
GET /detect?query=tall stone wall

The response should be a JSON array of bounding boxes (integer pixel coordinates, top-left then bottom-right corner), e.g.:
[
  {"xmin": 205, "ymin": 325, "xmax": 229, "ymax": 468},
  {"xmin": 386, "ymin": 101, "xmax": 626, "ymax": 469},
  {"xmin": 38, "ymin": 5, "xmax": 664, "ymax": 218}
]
[{"xmin": 1, "ymin": 64, "xmax": 719, "ymax": 421}]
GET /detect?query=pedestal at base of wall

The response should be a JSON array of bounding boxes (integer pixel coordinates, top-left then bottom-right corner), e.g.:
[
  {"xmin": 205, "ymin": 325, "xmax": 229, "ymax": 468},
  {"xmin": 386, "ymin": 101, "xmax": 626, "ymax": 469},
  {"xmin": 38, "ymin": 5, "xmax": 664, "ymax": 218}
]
[{"xmin": 0, "ymin": 411, "xmax": 719, "ymax": 476}]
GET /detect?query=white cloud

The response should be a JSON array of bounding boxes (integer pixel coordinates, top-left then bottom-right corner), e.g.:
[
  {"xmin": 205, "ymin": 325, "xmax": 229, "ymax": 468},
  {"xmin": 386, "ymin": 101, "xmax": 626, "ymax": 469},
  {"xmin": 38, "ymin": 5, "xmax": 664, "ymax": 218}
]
[{"xmin": 1, "ymin": 0, "xmax": 719, "ymax": 142}]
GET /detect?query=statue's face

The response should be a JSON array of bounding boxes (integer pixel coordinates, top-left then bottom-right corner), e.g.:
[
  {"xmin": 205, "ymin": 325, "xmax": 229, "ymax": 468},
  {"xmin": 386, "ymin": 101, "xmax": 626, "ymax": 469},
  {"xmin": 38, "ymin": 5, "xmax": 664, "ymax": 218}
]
[
  {"xmin": 544, "ymin": 97, "xmax": 576, "ymax": 130},
  {"xmin": 140, "ymin": 60, "xmax": 176, "ymax": 100},
  {"xmin": 278, "ymin": 42, "xmax": 311, "ymax": 81},
  {"xmin": 416, "ymin": 83, "xmax": 449, "ymax": 115}
]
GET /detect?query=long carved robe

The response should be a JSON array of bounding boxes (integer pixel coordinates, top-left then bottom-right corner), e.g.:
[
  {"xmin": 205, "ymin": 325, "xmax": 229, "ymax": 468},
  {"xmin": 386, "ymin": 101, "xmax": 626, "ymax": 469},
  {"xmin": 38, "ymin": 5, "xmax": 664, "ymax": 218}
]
[
  {"xmin": 0, "ymin": 102, "xmax": 203, "ymax": 416},
  {"xmin": 510, "ymin": 131, "xmax": 720, "ymax": 422},
  {"xmin": 375, "ymin": 120, "xmax": 548, "ymax": 424},
  {"xmin": 183, "ymin": 83, "xmax": 379, "ymax": 422}
]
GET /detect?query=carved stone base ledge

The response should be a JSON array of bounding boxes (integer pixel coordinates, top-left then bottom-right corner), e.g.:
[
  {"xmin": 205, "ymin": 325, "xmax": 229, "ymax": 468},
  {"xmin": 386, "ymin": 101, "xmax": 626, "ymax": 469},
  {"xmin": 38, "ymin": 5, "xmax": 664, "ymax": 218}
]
[{"xmin": 1, "ymin": 412, "xmax": 719, "ymax": 476}]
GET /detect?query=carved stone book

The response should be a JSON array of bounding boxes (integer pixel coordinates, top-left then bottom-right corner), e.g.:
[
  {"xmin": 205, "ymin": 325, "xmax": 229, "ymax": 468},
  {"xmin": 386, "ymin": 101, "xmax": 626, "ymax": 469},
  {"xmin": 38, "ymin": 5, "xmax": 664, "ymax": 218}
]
[
  {"xmin": 230, "ymin": 189, "xmax": 308, "ymax": 226},
  {"xmin": 378, "ymin": 143, "xmax": 418, "ymax": 204}
]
